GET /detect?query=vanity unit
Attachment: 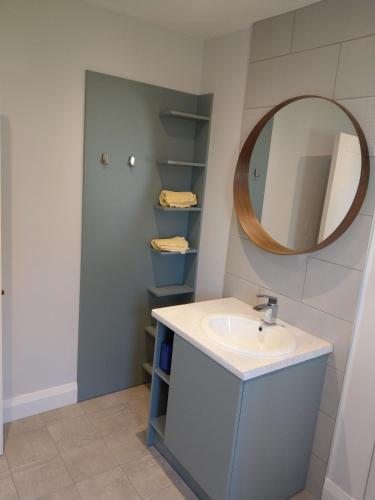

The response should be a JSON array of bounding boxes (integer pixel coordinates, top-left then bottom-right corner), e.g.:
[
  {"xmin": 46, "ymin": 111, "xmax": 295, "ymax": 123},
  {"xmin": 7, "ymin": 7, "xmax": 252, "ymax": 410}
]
[{"xmin": 147, "ymin": 297, "xmax": 332, "ymax": 500}]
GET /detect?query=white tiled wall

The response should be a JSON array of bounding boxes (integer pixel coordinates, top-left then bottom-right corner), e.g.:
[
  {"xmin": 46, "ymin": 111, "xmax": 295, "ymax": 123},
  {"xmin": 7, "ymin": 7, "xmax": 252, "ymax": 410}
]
[{"xmin": 224, "ymin": 0, "xmax": 375, "ymax": 497}]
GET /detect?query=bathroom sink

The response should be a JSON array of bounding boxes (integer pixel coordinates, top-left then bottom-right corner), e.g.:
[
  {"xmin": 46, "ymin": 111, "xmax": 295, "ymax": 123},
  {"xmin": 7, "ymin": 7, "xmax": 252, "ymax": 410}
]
[{"xmin": 201, "ymin": 313, "xmax": 297, "ymax": 357}]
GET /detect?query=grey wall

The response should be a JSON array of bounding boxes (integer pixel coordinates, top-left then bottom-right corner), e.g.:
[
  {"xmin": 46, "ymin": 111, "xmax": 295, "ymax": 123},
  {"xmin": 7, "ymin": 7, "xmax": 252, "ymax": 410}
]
[{"xmin": 223, "ymin": 0, "xmax": 375, "ymax": 497}]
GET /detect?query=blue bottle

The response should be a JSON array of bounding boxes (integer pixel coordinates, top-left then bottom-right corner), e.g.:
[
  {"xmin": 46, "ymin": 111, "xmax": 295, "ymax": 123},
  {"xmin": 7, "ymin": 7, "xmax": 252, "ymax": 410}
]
[{"xmin": 160, "ymin": 340, "xmax": 173, "ymax": 375}]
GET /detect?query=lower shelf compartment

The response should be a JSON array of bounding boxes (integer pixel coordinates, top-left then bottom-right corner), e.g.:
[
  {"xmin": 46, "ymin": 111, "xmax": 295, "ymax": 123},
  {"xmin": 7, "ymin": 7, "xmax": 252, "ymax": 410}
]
[
  {"xmin": 155, "ymin": 367, "xmax": 170, "ymax": 385},
  {"xmin": 148, "ymin": 285, "xmax": 194, "ymax": 298},
  {"xmin": 145, "ymin": 326, "xmax": 156, "ymax": 338},
  {"xmin": 150, "ymin": 415, "xmax": 166, "ymax": 438},
  {"xmin": 142, "ymin": 362, "xmax": 153, "ymax": 376}
]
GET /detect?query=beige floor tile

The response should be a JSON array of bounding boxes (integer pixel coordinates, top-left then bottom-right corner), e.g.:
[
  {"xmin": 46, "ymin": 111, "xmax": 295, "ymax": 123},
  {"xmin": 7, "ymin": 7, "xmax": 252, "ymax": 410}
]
[
  {"xmin": 79, "ymin": 394, "xmax": 122, "ymax": 415},
  {"xmin": 4, "ymin": 415, "xmax": 44, "ymax": 438},
  {"xmin": 47, "ymin": 416, "xmax": 97, "ymax": 451},
  {"xmin": 0, "ymin": 470, "xmax": 18, "ymax": 500},
  {"xmin": 290, "ymin": 492, "xmax": 315, "ymax": 500},
  {"xmin": 60, "ymin": 439, "xmax": 117, "ymax": 483},
  {"xmin": 12, "ymin": 456, "xmax": 72, "ymax": 500},
  {"xmin": 0, "ymin": 455, "xmax": 9, "ymax": 473},
  {"xmin": 34, "ymin": 485, "xmax": 81, "ymax": 500},
  {"xmin": 122, "ymin": 452, "xmax": 174, "ymax": 499},
  {"xmin": 88, "ymin": 405, "xmax": 140, "ymax": 438},
  {"xmin": 77, "ymin": 467, "xmax": 140, "ymax": 500},
  {"xmin": 147, "ymin": 482, "xmax": 197, "ymax": 500},
  {"xmin": 104, "ymin": 428, "xmax": 151, "ymax": 465},
  {"xmin": 114, "ymin": 385, "xmax": 150, "ymax": 406},
  {"xmin": 5, "ymin": 428, "xmax": 58, "ymax": 470},
  {"xmin": 40, "ymin": 405, "xmax": 84, "ymax": 426},
  {"xmin": 114, "ymin": 385, "xmax": 151, "ymax": 423}
]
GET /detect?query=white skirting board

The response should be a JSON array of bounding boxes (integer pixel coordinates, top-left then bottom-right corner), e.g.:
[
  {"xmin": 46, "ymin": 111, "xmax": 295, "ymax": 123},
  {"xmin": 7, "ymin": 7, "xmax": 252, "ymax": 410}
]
[
  {"xmin": 322, "ymin": 479, "xmax": 356, "ymax": 500},
  {"xmin": 3, "ymin": 382, "xmax": 78, "ymax": 423}
]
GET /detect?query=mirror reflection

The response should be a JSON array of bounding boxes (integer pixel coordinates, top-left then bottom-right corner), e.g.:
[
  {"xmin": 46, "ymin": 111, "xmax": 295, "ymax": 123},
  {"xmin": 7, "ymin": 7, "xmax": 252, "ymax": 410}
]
[{"xmin": 248, "ymin": 97, "xmax": 361, "ymax": 250}]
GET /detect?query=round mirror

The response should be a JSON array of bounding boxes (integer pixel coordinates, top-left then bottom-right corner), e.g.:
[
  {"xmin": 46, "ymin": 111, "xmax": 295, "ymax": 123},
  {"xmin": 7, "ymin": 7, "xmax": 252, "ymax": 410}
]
[{"xmin": 234, "ymin": 96, "xmax": 370, "ymax": 255}]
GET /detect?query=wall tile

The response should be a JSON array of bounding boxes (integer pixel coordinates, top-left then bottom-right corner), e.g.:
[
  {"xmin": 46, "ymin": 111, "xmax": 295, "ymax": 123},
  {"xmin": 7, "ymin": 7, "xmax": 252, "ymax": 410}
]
[
  {"xmin": 306, "ymin": 454, "xmax": 327, "ymax": 499},
  {"xmin": 335, "ymin": 35, "xmax": 375, "ymax": 99},
  {"xmin": 240, "ymin": 107, "xmax": 271, "ymax": 147},
  {"xmin": 361, "ymin": 158, "xmax": 375, "ymax": 216},
  {"xmin": 250, "ymin": 12, "xmax": 294, "ymax": 62},
  {"xmin": 312, "ymin": 215, "xmax": 372, "ymax": 271},
  {"xmin": 226, "ymin": 234, "xmax": 308, "ymax": 299},
  {"xmin": 223, "ymin": 272, "xmax": 259, "ymax": 305},
  {"xmin": 312, "ymin": 411, "xmax": 336, "ymax": 463},
  {"xmin": 302, "ymin": 258, "xmax": 362, "ymax": 322},
  {"xmin": 293, "ymin": 0, "xmax": 375, "ymax": 52},
  {"xmin": 320, "ymin": 365, "xmax": 345, "ymax": 419},
  {"xmin": 258, "ymin": 286, "xmax": 352, "ymax": 373},
  {"xmin": 245, "ymin": 44, "xmax": 340, "ymax": 108},
  {"xmin": 233, "ymin": 1, "xmax": 375, "ymax": 490},
  {"xmin": 338, "ymin": 97, "xmax": 375, "ymax": 156}
]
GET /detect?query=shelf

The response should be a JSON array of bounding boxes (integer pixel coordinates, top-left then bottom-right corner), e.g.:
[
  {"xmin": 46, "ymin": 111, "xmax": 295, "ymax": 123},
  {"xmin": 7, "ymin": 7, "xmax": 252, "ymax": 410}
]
[
  {"xmin": 151, "ymin": 248, "xmax": 198, "ymax": 256},
  {"xmin": 154, "ymin": 205, "xmax": 202, "ymax": 212},
  {"xmin": 148, "ymin": 285, "xmax": 194, "ymax": 298},
  {"xmin": 150, "ymin": 415, "xmax": 166, "ymax": 437},
  {"xmin": 145, "ymin": 326, "xmax": 156, "ymax": 338},
  {"xmin": 142, "ymin": 362, "xmax": 153, "ymax": 376},
  {"xmin": 157, "ymin": 160, "xmax": 206, "ymax": 168},
  {"xmin": 155, "ymin": 367, "xmax": 170, "ymax": 385},
  {"xmin": 159, "ymin": 110, "xmax": 210, "ymax": 121}
]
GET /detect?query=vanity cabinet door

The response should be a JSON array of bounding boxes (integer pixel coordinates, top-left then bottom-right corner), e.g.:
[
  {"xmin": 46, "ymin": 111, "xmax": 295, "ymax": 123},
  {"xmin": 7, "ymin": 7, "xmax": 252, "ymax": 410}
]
[{"xmin": 164, "ymin": 335, "xmax": 243, "ymax": 500}]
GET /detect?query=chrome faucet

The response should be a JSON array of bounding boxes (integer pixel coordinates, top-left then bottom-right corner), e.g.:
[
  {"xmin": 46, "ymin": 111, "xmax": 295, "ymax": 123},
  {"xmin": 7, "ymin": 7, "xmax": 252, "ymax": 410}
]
[{"xmin": 253, "ymin": 294, "xmax": 278, "ymax": 325}]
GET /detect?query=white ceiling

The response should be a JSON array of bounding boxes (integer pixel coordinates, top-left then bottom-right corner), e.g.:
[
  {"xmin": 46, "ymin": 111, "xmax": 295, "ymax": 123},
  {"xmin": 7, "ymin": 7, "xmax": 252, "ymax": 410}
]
[{"xmin": 86, "ymin": 0, "xmax": 320, "ymax": 39}]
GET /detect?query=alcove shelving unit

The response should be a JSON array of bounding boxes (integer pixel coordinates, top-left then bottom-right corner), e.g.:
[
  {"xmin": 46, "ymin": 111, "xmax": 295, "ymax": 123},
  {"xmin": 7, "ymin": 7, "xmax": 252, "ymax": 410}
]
[
  {"xmin": 142, "ymin": 94, "xmax": 213, "ymax": 381},
  {"xmin": 147, "ymin": 322, "xmax": 174, "ymax": 441}
]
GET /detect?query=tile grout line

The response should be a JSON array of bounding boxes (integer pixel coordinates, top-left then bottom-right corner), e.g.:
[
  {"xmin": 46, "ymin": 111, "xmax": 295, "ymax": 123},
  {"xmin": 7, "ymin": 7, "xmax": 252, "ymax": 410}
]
[
  {"xmin": 336, "ymin": 94, "xmax": 375, "ymax": 101},
  {"xmin": 309, "ymin": 255, "xmax": 364, "ymax": 273},
  {"xmin": 289, "ymin": 11, "xmax": 297, "ymax": 54},
  {"xmin": 332, "ymin": 42, "xmax": 343, "ymax": 99},
  {"xmin": 249, "ymin": 32, "xmax": 375, "ymax": 65},
  {"xmin": 244, "ymin": 94, "xmax": 375, "ymax": 111},
  {"xmin": 319, "ymin": 407, "xmax": 339, "ymax": 423},
  {"xmin": 225, "ymin": 269, "xmax": 354, "ymax": 324},
  {"xmin": 300, "ymin": 256, "xmax": 310, "ymax": 301},
  {"xmin": 234, "ymin": 229, "xmax": 367, "ymax": 273},
  {"xmin": 310, "ymin": 450, "xmax": 330, "ymax": 466},
  {"xmin": 5, "ymin": 457, "xmax": 21, "ymax": 500}
]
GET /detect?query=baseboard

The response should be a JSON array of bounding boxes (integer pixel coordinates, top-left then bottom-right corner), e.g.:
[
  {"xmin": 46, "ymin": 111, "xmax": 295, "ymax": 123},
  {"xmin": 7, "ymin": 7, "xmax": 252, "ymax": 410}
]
[
  {"xmin": 322, "ymin": 478, "xmax": 355, "ymax": 500},
  {"xmin": 3, "ymin": 382, "xmax": 78, "ymax": 423}
]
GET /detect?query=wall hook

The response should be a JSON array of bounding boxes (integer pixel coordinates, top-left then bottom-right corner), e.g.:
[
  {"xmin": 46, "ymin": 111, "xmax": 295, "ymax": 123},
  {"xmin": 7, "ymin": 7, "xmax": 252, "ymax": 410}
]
[
  {"xmin": 100, "ymin": 152, "xmax": 110, "ymax": 166},
  {"xmin": 128, "ymin": 155, "xmax": 135, "ymax": 167}
]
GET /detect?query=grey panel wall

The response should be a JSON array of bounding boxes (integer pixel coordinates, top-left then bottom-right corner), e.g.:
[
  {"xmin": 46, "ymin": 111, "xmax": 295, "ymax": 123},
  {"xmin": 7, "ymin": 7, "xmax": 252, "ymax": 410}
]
[
  {"xmin": 78, "ymin": 72, "xmax": 207, "ymax": 401},
  {"xmin": 224, "ymin": 1, "xmax": 375, "ymax": 497}
]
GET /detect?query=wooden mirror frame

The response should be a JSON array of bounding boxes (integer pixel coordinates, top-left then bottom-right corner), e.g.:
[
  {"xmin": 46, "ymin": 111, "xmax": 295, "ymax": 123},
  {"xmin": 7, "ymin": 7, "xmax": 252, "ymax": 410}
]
[{"xmin": 234, "ymin": 95, "xmax": 370, "ymax": 255}]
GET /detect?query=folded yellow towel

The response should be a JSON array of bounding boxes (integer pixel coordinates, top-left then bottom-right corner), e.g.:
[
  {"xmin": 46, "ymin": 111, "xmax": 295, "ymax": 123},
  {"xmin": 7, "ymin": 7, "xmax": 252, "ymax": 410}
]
[
  {"xmin": 159, "ymin": 190, "xmax": 197, "ymax": 208},
  {"xmin": 151, "ymin": 236, "xmax": 189, "ymax": 253}
]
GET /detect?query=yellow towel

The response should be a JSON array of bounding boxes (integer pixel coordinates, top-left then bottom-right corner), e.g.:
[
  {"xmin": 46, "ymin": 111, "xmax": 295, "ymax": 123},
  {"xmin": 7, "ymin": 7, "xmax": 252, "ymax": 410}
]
[
  {"xmin": 151, "ymin": 236, "xmax": 189, "ymax": 253},
  {"xmin": 159, "ymin": 190, "xmax": 197, "ymax": 208}
]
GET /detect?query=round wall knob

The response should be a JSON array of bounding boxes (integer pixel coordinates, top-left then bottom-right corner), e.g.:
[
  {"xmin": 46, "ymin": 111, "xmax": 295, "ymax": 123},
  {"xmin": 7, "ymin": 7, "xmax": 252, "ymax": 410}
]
[
  {"xmin": 128, "ymin": 155, "xmax": 135, "ymax": 167},
  {"xmin": 100, "ymin": 153, "xmax": 109, "ymax": 166}
]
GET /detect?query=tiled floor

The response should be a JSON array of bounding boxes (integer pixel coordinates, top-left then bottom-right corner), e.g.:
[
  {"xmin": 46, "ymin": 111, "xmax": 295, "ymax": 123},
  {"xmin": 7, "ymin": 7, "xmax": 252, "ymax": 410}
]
[{"xmin": 0, "ymin": 384, "xmax": 314, "ymax": 500}]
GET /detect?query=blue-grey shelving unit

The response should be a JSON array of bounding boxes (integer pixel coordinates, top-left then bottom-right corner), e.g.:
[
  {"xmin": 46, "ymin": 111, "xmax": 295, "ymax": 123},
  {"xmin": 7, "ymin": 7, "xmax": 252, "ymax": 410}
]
[{"xmin": 142, "ymin": 95, "xmax": 213, "ymax": 380}]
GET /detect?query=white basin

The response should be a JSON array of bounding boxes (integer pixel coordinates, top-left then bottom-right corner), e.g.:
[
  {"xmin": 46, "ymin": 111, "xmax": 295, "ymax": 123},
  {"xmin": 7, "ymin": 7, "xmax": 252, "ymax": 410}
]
[{"xmin": 201, "ymin": 313, "xmax": 297, "ymax": 357}]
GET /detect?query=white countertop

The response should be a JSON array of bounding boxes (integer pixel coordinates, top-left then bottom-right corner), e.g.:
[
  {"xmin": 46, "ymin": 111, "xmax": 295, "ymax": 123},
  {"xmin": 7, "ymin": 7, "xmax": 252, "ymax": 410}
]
[{"xmin": 152, "ymin": 297, "xmax": 333, "ymax": 381}]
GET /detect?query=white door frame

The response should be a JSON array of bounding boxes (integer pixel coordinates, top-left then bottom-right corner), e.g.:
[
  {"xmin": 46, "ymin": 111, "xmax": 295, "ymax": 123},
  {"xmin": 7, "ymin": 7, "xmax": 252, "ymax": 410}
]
[
  {"xmin": 0, "ymin": 117, "xmax": 3, "ymax": 455},
  {"xmin": 322, "ymin": 215, "xmax": 375, "ymax": 500}
]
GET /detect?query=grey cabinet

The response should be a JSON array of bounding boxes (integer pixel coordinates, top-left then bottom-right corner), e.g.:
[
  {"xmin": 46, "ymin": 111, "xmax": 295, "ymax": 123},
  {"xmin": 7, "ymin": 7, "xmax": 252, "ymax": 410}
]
[
  {"xmin": 164, "ymin": 335, "xmax": 242, "ymax": 500},
  {"xmin": 148, "ymin": 324, "xmax": 328, "ymax": 500}
]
